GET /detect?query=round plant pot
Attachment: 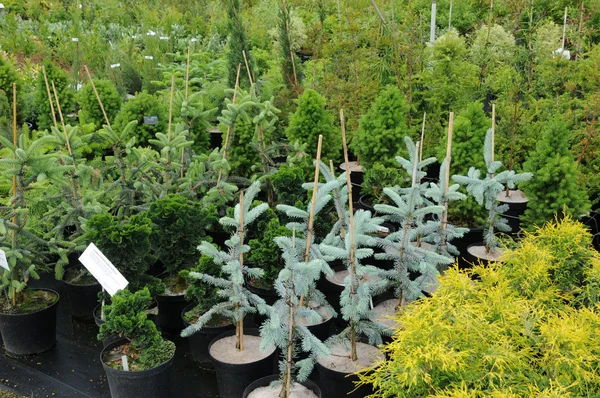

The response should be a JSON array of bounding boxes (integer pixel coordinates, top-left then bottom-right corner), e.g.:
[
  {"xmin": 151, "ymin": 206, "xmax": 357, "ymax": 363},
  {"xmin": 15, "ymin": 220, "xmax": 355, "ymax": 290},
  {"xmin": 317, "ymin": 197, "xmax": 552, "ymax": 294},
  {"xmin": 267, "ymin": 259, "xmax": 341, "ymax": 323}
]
[
  {"xmin": 358, "ymin": 194, "xmax": 375, "ymax": 213},
  {"xmin": 451, "ymin": 227, "xmax": 484, "ymax": 269},
  {"xmin": 181, "ymin": 303, "xmax": 234, "ymax": 367},
  {"xmin": 0, "ymin": 289, "xmax": 59, "ymax": 356},
  {"xmin": 62, "ymin": 265, "xmax": 101, "ymax": 323},
  {"xmin": 209, "ymin": 128, "xmax": 223, "ymax": 150},
  {"xmin": 315, "ymin": 342, "xmax": 380, "ymax": 398},
  {"xmin": 497, "ymin": 189, "xmax": 528, "ymax": 235},
  {"xmin": 465, "ymin": 243, "xmax": 505, "ymax": 267},
  {"xmin": 155, "ymin": 293, "xmax": 189, "ymax": 333},
  {"xmin": 209, "ymin": 328, "xmax": 277, "ymax": 398},
  {"xmin": 101, "ymin": 338, "xmax": 174, "ymax": 398},
  {"xmin": 339, "ymin": 161, "xmax": 363, "ymax": 204},
  {"xmin": 245, "ymin": 278, "xmax": 278, "ymax": 306},
  {"xmin": 305, "ymin": 309, "xmax": 334, "ymax": 343},
  {"xmin": 242, "ymin": 374, "xmax": 322, "ymax": 398}
]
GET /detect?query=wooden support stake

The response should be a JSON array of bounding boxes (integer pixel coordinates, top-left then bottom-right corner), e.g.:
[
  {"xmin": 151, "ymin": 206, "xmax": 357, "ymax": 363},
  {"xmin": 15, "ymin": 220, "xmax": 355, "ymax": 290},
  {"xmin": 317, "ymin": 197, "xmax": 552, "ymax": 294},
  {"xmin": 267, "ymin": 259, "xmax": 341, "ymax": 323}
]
[
  {"xmin": 185, "ymin": 46, "xmax": 191, "ymax": 100},
  {"xmin": 51, "ymin": 81, "xmax": 71, "ymax": 155},
  {"xmin": 441, "ymin": 112, "xmax": 454, "ymax": 231},
  {"xmin": 562, "ymin": 6, "xmax": 568, "ymax": 50},
  {"xmin": 41, "ymin": 66, "xmax": 58, "ymax": 129},
  {"xmin": 412, "ymin": 143, "xmax": 420, "ymax": 186},
  {"xmin": 217, "ymin": 64, "xmax": 241, "ymax": 186},
  {"xmin": 84, "ymin": 65, "xmax": 111, "ymax": 128},
  {"xmin": 12, "ymin": 84, "xmax": 17, "ymax": 199},
  {"xmin": 236, "ymin": 190, "xmax": 245, "ymax": 351},
  {"xmin": 168, "ymin": 75, "xmax": 175, "ymax": 141},
  {"xmin": 491, "ymin": 103, "xmax": 495, "ymax": 163},
  {"xmin": 242, "ymin": 50, "xmax": 254, "ymax": 85},
  {"xmin": 304, "ymin": 135, "xmax": 323, "ymax": 264},
  {"xmin": 419, "ymin": 112, "xmax": 426, "ymax": 162},
  {"xmin": 330, "ymin": 159, "xmax": 345, "ymax": 239}
]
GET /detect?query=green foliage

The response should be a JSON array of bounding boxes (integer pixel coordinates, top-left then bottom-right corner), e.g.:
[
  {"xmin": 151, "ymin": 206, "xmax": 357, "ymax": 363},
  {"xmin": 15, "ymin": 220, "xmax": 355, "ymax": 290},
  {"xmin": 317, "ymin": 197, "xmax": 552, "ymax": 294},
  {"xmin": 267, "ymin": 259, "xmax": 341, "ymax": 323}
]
[
  {"xmin": 147, "ymin": 194, "xmax": 218, "ymax": 275},
  {"xmin": 453, "ymin": 129, "xmax": 532, "ymax": 252},
  {"xmin": 358, "ymin": 217, "xmax": 600, "ymax": 397},
  {"xmin": 521, "ymin": 118, "xmax": 591, "ymax": 230},
  {"xmin": 0, "ymin": 56, "xmax": 20, "ymax": 120},
  {"xmin": 113, "ymin": 91, "xmax": 167, "ymax": 146},
  {"xmin": 83, "ymin": 212, "xmax": 155, "ymax": 292},
  {"xmin": 248, "ymin": 217, "xmax": 291, "ymax": 286},
  {"xmin": 226, "ymin": 0, "xmax": 254, "ymax": 89},
  {"xmin": 98, "ymin": 288, "xmax": 175, "ymax": 371},
  {"xmin": 77, "ymin": 79, "xmax": 122, "ymax": 129},
  {"xmin": 352, "ymin": 86, "xmax": 411, "ymax": 168},
  {"xmin": 35, "ymin": 59, "xmax": 74, "ymax": 130},
  {"xmin": 443, "ymin": 102, "xmax": 490, "ymax": 227},
  {"xmin": 285, "ymin": 89, "xmax": 339, "ymax": 162},
  {"xmin": 181, "ymin": 181, "xmax": 270, "ymax": 338},
  {"xmin": 270, "ymin": 164, "xmax": 306, "ymax": 206},
  {"xmin": 182, "ymin": 254, "xmax": 222, "ymax": 316},
  {"xmin": 362, "ymin": 163, "xmax": 403, "ymax": 205}
]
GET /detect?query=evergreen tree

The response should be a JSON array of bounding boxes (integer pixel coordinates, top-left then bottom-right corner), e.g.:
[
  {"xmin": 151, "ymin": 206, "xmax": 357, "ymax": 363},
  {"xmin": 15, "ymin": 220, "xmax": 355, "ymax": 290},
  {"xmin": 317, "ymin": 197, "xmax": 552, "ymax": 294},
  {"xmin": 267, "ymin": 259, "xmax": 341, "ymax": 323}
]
[
  {"xmin": 453, "ymin": 129, "xmax": 532, "ymax": 253},
  {"xmin": 0, "ymin": 57, "xmax": 21, "ymax": 121},
  {"xmin": 279, "ymin": 0, "xmax": 301, "ymax": 92},
  {"xmin": 77, "ymin": 79, "xmax": 122, "ymax": 129},
  {"xmin": 351, "ymin": 85, "xmax": 411, "ymax": 168},
  {"xmin": 226, "ymin": 0, "xmax": 254, "ymax": 89},
  {"xmin": 521, "ymin": 118, "xmax": 591, "ymax": 230},
  {"xmin": 181, "ymin": 182, "xmax": 270, "ymax": 350},
  {"xmin": 113, "ymin": 91, "xmax": 167, "ymax": 147},
  {"xmin": 286, "ymin": 89, "xmax": 339, "ymax": 161}
]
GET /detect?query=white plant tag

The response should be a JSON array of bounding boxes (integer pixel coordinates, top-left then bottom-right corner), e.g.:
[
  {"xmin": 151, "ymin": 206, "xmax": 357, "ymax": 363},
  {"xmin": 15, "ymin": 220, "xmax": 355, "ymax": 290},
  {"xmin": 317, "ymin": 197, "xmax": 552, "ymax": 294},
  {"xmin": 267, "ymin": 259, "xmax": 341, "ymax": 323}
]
[
  {"xmin": 0, "ymin": 4, "xmax": 5, "ymax": 9},
  {"xmin": 79, "ymin": 243, "xmax": 128, "ymax": 296},
  {"xmin": 121, "ymin": 355, "xmax": 129, "ymax": 371},
  {"xmin": 110, "ymin": 63, "xmax": 121, "ymax": 68},
  {"xmin": 375, "ymin": 226, "xmax": 389, "ymax": 234},
  {"xmin": 0, "ymin": 249, "xmax": 9, "ymax": 271},
  {"xmin": 190, "ymin": 38, "xmax": 197, "ymax": 43},
  {"xmin": 160, "ymin": 36, "xmax": 169, "ymax": 40},
  {"xmin": 144, "ymin": 55, "xmax": 154, "ymax": 60},
  {"xmin": 72, "ymin": 38, "xmax": 79, "ymax": 42}
]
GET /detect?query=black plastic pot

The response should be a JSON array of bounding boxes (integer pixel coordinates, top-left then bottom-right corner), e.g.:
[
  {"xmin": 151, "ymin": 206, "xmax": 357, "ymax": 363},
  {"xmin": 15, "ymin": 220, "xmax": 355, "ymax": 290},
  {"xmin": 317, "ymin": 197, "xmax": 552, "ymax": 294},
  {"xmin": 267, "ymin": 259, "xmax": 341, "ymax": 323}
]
[
  {"xmin": 452, "ymin": 227, "xmax": 484, "ymax": 269},
  {"xmin": 306, "ymin": 311, "xmax": 334, "ymax": 342},
  {"xmin": 209, "ymin": 328, "xmax": 277, "ymax": 398},
  {"xmin": 339, "ymin": 162, "xmax": 363, "ymax": 204},
  {"xmin": 101, "ymin": 338, "xmax": 174, "ymax": 398},
  {"xmin": 245, "ymin": 278, "xmax": 278, "ymax": 306},
  {"xmin": 181, "ymin": 303, "xmax": 234, "ymax": 367},
  {"xmin": 155, "ymin": 293, "xmax": 189, "ymax": 333},
  {"xmin": 358, "ymin": 194, "xmax": 375, "ymax": 213},
  {"xmin": 498, "ymin": 190, "xmax": 529, "ymax": 235},
  {"xmin": 209, "ymin": 128, "xmax": 223, "ymax": 150},
  {"xmin": 464, "ymin": 243, "xmax": 502, "ymax": 267},
  {"xmin": 0, "ymin": 288, "xmax": 59, "ymax": 356},
  {"xmin": 62, "ymin": 266, "xmax": 101, "ymax": 323},
  {"xmin": 242, "ymin": 374, "xmax": 321, "ymax": 398},
  {"xmin": 315, "ymin": 357, "xmax": 375, "ymax": 398}
]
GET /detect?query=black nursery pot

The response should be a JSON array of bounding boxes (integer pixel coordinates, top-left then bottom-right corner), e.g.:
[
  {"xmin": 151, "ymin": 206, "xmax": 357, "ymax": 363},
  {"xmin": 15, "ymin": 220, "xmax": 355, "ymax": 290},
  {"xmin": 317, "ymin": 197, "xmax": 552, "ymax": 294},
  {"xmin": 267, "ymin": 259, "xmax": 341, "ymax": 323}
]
[
  {"xmin": 245, "ymin": 277, "xmax": 278, "ymax": 306},
  {"xmin": 315, "ymin": 360, "xmax": 374, "ymax": 398},
  {"xmin": 452, "ymin": 227, "xmax": 484, "ymax": 269},
  {"xmin": 101, "ymin": 338, "xmax": 174, "ymax": 398},
  {"xmin": 209, "ymin": 328, "xmax": 277, "ymax": 398},
  {"xmin": 0, "ymin": 289, "xmax": 59, "ymax": 356},
  {"xmin": 62, "ymin": 265, "xmax": 101, "ymax": 323},
  {"xmin": 155, "ymin": 293, "xmax": 189, "ymax": 333},
  {"xmin": 181, "ymin": 303, "xmax": 234, "ymax": 367},
  {"xmin": 242, "ymin": 374, "xmax": 322, "ymax": 398}
]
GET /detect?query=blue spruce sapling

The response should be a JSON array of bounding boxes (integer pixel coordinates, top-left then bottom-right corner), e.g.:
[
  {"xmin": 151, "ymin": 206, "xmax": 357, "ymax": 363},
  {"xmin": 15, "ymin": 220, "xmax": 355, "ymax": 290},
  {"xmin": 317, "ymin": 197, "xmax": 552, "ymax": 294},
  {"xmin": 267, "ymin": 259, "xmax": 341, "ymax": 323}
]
[
  {"xmin": 453, "ymin": 128, "xmax": 532, "ymax": 256},
  {"xmin": 180, "ymin": 181, "xmax": 269, "ymax": 350}
]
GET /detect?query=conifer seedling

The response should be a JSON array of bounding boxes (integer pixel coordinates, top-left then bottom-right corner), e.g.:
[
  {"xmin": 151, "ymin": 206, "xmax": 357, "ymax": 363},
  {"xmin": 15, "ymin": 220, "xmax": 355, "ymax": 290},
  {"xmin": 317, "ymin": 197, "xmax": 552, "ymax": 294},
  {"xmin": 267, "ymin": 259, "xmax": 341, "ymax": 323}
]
[{"xmin": 181, "ymin": 181, "xmax": 269, "ymax": 351}]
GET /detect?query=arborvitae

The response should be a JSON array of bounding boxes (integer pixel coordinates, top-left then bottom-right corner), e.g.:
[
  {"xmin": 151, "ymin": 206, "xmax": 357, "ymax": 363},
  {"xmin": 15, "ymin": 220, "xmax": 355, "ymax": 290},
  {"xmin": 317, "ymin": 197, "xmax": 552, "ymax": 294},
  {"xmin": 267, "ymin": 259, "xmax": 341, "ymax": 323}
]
[
  {"xmin": 226, "ymin": 0, "xmax": 254, "ymax": 89},
  {"xmin": 77, "ymin": 79, "xmax": 122, "ymax": 129},
  {"xmin": 351, "ymin": 85, "xmax": 411, "ymax": 168},
  {"xmin": 453, "ymin": 129, "xmax": 532, "ymax": 253},
  {"xmin": 521, "ymin": 118, "xmax": 591, "ymax": 230},
  {"xmin": 286, "ymin": 89, "xmax": 339, "ymax": 162},
  {"xmin": 112, "ymin": 91, "xmax": 167, "ymax": 147},
  {"xmin": 181, "ymin": 182, "xmax": 269, "ymax": 350}
]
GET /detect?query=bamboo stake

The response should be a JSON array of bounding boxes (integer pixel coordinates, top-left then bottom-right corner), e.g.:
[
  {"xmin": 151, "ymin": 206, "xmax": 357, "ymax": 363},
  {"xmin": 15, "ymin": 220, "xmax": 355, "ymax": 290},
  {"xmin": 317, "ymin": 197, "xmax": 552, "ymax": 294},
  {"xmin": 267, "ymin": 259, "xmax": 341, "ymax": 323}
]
[
  {"xmin": 369, "ymin": 0, "xmax": 387, "ymax": 24},
  {"xmin": 304, "ymin": 135, "xmax": 323, "ymax": 264},
  {"xmin": 441, "ymin": 112, "xmax": 454, "ymax": 232},
  {"xmin": 41, "ymin": 66, "xmax": 58, "ymax": 129},
  {"xmin": 491, "ymin": 103, "xmax": 495, "ymax": 163},
  {"xmin": 167, "ymin": 75, "xmax": 175, "ymax": 141},
  {"xmin": 217, "ymin": 64, "xmax": 242, "ymax": 186},
  {"xmin": 448, "ymin": 0, "xmax": 453, "ymax": 29},
  {"xmin": 282, "ymin": 228, "xmax": 296, "ymax": 398},
  {"xmin": 181, "ymin": 46, "xmax": 192, "ymax": 179},
  {"xmin": 84, "ymin": 65, "xmax": 111, "ymax": 127},
  {"xmin": 419, "ymin": 112, "xmax": 426, "ymax": 162},
  {"xmin": 242, "ymin": 50, "xmax": 254, "ymax": 85},
  {"xmin": 11, "ymin": 85, "xmax": 17, "ymax": 306},
  {"xmin": 562, "ymin": 6, "xmax": 568, "ymax": 50},
  {"xmin": 341, "ymin": 108, "xmax": 358, "ymax": 362},
  {"xmin": 330, "ymin": 159, "xmax": 345, "ymax": 239},
  {"xmin": 236, "ymin": 190, "xmax": 245, "ymax": 351}
]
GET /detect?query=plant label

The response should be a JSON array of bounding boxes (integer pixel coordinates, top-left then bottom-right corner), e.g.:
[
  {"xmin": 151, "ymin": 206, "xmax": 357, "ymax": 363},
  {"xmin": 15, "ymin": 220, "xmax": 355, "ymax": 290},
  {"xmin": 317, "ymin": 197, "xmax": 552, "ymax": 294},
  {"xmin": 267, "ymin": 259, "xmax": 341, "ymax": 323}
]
[
  {"xmin": 143, "ymin": 116, "xmax": 158, "ymax": 125},
  {"xmin": 0, "ymin": 4, "xmax": 5, "ymax": 9},
  {"xmin": 147, "ymin": 30, "xmax": 156, "ymax": 36},
  {"xmin": 160, "ymin": 36, "xmax": 169, "ymax": 40},
  {"xmin": 110, "ymin": 63, "xmax": 121, "ymax": 68},
  {"xmin": 144, "ymin": 55, "xmax": 154, "ymax": 60},
  {"xmin": 72, "ymin": 38, "xmax": 79, "ymax": 42},
  {"xmin": 190, "ymin": 38, "xmax": 197, "ymax": 43},
  {"xmin": 375, "ymin": 226, "xmax": 389, "ymax": 234},
  {"xmin": 0, "ymin": 249, "xmax": 8, "ymax": 271},
  {"xmin": 121, "ymin": 355, "xmax": 129, "ymax": 371},
  {"xmin": 79, "ymin": 243, "xmax": 128, "ymax": 296}
]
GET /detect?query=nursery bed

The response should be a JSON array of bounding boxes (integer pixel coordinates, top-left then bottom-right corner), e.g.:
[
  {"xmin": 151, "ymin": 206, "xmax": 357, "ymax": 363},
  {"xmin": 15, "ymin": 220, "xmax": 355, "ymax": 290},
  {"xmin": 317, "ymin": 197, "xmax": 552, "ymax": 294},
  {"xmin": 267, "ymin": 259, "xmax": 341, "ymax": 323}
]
[{"xmin": 0, "ymin": 273, "xmax": 220, "ymax": 398}]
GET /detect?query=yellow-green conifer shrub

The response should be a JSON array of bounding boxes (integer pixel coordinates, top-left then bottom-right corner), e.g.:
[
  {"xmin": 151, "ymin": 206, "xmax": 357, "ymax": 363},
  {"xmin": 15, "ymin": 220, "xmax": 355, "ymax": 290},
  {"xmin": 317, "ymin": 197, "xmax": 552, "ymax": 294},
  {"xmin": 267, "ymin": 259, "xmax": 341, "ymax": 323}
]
[{"xmin": 358, "ymin": 216, "xmax": 600, "ymax": 397}]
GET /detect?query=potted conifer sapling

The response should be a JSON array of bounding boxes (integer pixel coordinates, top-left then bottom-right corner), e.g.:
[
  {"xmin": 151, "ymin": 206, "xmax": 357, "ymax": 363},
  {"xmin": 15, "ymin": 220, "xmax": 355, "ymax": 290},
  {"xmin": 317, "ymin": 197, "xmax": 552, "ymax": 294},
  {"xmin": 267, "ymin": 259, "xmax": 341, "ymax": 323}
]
[{"xmin": 181, "ymin": 181, "xmax": 275, "ymax": 398}]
